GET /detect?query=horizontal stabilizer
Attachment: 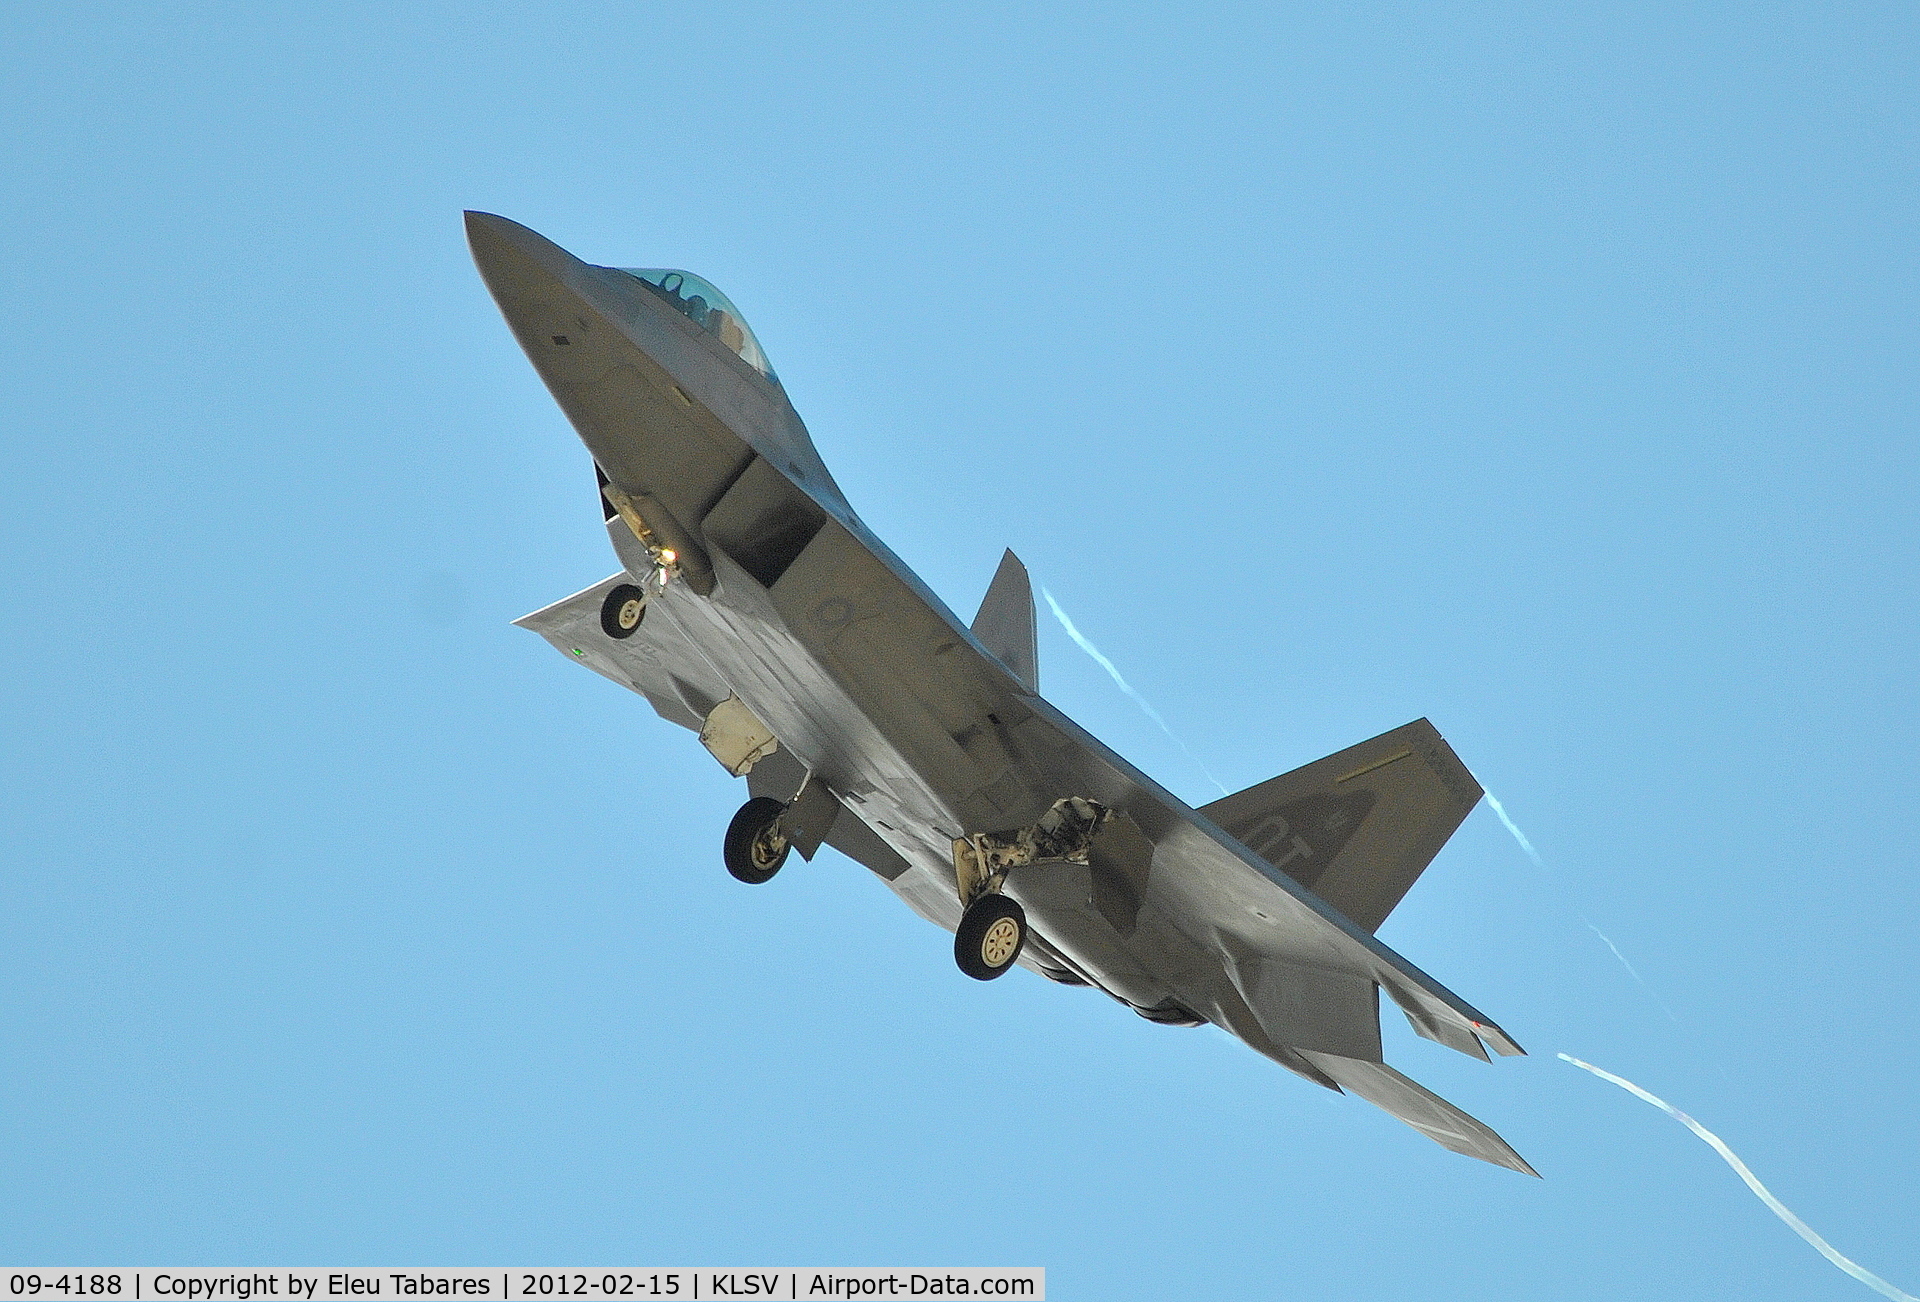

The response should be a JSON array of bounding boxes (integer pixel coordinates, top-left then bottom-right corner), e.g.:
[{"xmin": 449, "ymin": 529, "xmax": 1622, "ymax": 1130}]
[
  {"xmin": 1300, "ymin": 1052, "xmax": 1538, "ymax": 1176},
  {"xmin": 972, "ymin": 550, "xmax": 1038, "ymax": 691},
  {"xmin": 1199, "ymin": 719, "xmax": 1481, "ymax": 933}
]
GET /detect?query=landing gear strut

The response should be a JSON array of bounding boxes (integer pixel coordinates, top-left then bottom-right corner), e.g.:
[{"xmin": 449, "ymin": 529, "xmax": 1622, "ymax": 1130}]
[
  {"xmin": 954, "ymin": 893, "xmax": 1028, "ymax": 981},
  {"xmin": 724, "ymin": 796, "xmax": 791, "ymax": 884}
]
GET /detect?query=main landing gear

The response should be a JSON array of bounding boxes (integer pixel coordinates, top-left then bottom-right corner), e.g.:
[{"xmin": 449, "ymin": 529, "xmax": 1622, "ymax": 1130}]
[
  {"xmin": 954, "ymin": 893, "xmax": 1029, "ymax": 981},
  {"xmin": 723, "ymin": 793, "xmax": 1029, "ymax": 981},
  {"xmin": 723, "ymin": 796, "xmax": 791, "ymax": 884}
]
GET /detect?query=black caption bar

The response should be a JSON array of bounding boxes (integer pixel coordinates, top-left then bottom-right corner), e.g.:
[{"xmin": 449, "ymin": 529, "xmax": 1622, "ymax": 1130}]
[{"xmin": 0, "ymin": 1271, "xmax": 1043, "ymax": 1302}]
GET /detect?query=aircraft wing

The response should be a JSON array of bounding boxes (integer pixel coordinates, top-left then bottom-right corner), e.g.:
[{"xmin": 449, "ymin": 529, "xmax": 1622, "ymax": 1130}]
[
  {"xmin": 517, "ymin": 573, "xmax": 922, "ymax": 891},
  {"xmin": 999, "ymin": 695, "xmax": 1523, "ymax": 1045},
  {"xmin": 513, "ymin": 573, "xmax": 733, "ymax": 732},
  {"xmin": 988, "ymin": 693, "xmax": 1535, "ymax": 1172}
]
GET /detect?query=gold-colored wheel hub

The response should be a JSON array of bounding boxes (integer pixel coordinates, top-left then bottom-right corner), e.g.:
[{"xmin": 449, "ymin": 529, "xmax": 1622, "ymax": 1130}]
[
  {"xmin": 617, "ymin": 598, "xmax": 645, "ymax": 630},
  {"xmin": 980, "ymin": 916, "xmax": 1021, "ymax": 967},
  {"xmin": 751, "ymin": 825, "xmax": 788, "ymax": 869}
]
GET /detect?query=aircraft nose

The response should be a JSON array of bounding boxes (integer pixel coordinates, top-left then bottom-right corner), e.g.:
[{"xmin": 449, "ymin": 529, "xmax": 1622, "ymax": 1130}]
[{"xmin": 463, "ymin": 210, "xmax": 600, "ymax": 305}]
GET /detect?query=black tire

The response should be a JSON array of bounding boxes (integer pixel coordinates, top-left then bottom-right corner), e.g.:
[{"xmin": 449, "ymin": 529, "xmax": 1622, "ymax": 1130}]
[
  {"xmin": 955, "ymin": 894, "xmax": 1027, "ymax": 980},
  {"xmin": 724, "ymin": 796, "xmax": 790, "ymax": 884},
  {"xmin": 599, "ymin": 584, "xmax": 649, "ymax": 639}
]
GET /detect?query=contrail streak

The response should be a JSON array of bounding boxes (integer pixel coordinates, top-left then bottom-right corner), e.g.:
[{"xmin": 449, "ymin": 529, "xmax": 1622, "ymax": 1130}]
[
  {"xmin": 1480, "ymin": 785, "xmax": 1679, "ymax": 1020},
  {"xmin": 1560, "ymin": 1054, "xmax": 1918, "ymax": 1302},
  {"xmin": 1583, "ymin": 924, "xmax": 1645, "ymax": 984},
  {"xmin": 1484, "ymin": 790, "xmax": 1542, "ymax": 864},
  {"xmin": 1580, "ymin": 922, "xmax": 1666, "ymax": 1010},
  {"xmin": 1580, "ymin": 923, "xmax": 1683, "ymax": 1023},
  {"xmin": 1040, "ymin": 586, "xmax": 1229, "ymax": 797}
]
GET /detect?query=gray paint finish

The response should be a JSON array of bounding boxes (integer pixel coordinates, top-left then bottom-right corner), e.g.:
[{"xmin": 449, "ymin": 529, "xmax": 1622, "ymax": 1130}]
[
  {"xmin": 971, "ymin": 550, "xmax": 1040, "ymax": 693},
  {"xmin": 471, "ymin": 212, "xmax": 1535, "ymax": 1176}
]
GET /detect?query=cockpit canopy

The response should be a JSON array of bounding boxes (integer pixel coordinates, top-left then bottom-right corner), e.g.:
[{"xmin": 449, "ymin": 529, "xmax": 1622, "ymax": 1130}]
[{"xmin": 620, "ymin": 268, "xmax": 776, "ymax": 383}]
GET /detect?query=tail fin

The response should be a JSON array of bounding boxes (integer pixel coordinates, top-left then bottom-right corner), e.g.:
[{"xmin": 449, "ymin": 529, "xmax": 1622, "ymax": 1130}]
[
  {"xmin": 972, "ymin": 550, "xmax": 1038, "ymax": 691},
  {"xmin": 1197, "ymin": 719, "xmax": 1481, "ymax": 933}
]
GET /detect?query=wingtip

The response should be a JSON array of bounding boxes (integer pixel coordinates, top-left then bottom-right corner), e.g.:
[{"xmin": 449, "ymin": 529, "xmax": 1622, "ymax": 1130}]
[
  {"xmin": 1474, "ymin": 1021, "xmax": 1528, "ymax": 1058},
  {"xmin": 1493, "ymin": 1147, "xmax": 1543, "ymax": 1178}
]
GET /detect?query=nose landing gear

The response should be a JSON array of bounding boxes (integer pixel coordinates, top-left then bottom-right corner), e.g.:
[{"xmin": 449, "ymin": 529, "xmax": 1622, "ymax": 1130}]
[
  {"xmin": 724, "ymin": 796, "xmax": 791, "ymax": 884},
  {"xmin": 599, "ymin": 583, "xmax": 649, "ymax": 639}
]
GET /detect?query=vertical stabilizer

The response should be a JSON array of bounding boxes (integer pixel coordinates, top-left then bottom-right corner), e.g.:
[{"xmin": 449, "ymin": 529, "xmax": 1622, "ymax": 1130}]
[
  {"xmin": 973, "ymin": 550, "xmax": 1039, "ymax": 691},
  {"xmin": 1197, "ymin": 719, "xmax": 1480, "ymax": 934}
]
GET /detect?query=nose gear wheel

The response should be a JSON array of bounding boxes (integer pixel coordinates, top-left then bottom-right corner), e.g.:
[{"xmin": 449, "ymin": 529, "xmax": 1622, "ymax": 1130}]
[{"xmin": 599, "ymin": 583, "xmax": 649, "ymax": 639}]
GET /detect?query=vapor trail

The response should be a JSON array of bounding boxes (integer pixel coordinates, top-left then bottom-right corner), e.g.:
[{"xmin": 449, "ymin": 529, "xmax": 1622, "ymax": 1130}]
[
  {"xmin": 1560, "ymin": 1054, "xmax": 1917, "ymax": 1301},
  {"xmin": 1479, "ymin": 785, "xmax": 1681, "ymax": 1020},
  {"xmin": 1584, "ymin": 924, "xmax": 1646, "ymax": 987},
  {"xmin": 1484, "ymin": 790, "xmax": 1542, "ymax": 864},
  {"xmin": 1582, "ymin": 923, "xmax": 1682, "ymax": 1021},
  {"xmin": 1040, "ymin": 586, "xmax": 1230, "ymax": 797}
]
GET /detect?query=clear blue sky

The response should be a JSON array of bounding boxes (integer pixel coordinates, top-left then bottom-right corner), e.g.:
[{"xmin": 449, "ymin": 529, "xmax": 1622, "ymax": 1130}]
[{"xmin": 3, "ymin": 3, "xmax": 1915, "ymax": 1297}]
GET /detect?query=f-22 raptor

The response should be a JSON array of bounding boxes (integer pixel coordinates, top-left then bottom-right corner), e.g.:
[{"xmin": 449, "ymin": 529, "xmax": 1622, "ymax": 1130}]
[{"xmin": 467, "ymin": 212, "xmax": 1535, "ymax": 1174}]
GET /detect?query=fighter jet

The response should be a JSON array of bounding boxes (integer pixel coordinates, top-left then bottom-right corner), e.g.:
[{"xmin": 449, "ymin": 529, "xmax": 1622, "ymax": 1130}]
[{"xmin": 467, "ymin": 211, "xmax": 1536, "ymax": 1175}]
